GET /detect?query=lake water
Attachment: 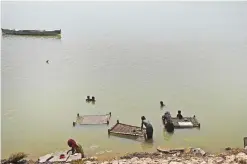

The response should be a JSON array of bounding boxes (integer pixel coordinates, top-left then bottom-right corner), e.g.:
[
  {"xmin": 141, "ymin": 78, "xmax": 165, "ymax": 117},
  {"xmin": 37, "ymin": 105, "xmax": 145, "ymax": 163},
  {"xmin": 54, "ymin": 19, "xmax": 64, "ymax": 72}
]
[{"xmin": 1, "ymin": 1, "xmax": 247, "ymax": 159}]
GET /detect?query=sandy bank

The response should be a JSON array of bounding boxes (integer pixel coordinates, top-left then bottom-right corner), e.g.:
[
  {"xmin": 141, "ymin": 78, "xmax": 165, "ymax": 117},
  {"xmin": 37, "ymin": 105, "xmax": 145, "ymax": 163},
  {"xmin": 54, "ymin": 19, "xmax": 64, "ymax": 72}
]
[
  {"xmin": 3, "ymin": 147, "xmax": 247, "ymax": 164},
  {"xmin": 82, "ymin": 147, "xmax": 247, "ymax": 164}
]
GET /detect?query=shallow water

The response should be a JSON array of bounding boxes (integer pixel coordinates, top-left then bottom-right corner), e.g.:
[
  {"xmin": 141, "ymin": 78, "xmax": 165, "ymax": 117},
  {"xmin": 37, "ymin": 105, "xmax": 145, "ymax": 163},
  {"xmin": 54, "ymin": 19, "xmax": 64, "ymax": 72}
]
[{"xmin": 1, "ymin": 1, "xmax": 247, "ymax": 159}]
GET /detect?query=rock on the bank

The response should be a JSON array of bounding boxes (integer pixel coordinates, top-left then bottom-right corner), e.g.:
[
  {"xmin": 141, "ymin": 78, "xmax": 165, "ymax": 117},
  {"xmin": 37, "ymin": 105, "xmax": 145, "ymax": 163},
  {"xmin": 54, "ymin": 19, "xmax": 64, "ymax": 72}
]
[
  {"xmin": 215, "ymin": 157, "xmax": 224, "ymax": 163},
  {"xmin": 236, "ymin": 152, "xmax": 247, "ymax": 163},
  {"xmin": 225, "ymin": 155, "xmax": 235, "ymax": 163},
  {"xmin": 92, "ymin": 148, "xmax": 247, "ymax": 164},
  {"xmin": 169, "ymin": 162, "xmax": 183, "ymax": 164}
]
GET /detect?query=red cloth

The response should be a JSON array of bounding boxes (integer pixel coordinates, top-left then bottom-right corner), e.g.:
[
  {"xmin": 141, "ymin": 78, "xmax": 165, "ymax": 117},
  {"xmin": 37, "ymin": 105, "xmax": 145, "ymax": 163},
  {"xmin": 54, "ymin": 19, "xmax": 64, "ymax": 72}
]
[
  {"xmin": 67, "ymin": 139, "xmax": 77, "ymax": 148},
  {"xmin": 60, "ymin": 154, "xmax": 65, "ymax": 159}
]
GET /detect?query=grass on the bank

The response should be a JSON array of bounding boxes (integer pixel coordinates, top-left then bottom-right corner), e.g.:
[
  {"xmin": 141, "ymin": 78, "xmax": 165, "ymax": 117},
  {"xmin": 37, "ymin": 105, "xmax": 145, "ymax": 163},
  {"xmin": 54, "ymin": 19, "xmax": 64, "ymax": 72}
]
[
  {"xmin": 70, "ymin": 160, "xmax": 83, "ymax": 164},
  {"xmin": 8, "ymin": 152, "xmax": 27, "ymax": 163}
]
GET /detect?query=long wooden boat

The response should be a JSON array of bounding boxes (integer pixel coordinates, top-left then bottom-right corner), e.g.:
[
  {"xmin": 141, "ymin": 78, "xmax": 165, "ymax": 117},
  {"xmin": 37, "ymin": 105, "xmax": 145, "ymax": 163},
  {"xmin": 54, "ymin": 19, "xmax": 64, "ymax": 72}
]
[{"xmin": 1, "ymin": 28, "xmax": 61, "ymax": 36}]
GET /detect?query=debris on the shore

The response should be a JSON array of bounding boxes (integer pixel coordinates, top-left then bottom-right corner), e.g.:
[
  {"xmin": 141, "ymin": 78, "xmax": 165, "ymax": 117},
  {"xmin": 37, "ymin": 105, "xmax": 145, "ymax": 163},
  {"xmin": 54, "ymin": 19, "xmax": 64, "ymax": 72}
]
[
  {"xmin": 83, "ymin": 148, "xmax": 247, "ymax": 164},
  {"xmin": 190, "ymin": 147, "xmax": 206, "ymax": 156},
  {"xmin": 157, "ymin": 147, "xmax": 185, "ymax": 154}
]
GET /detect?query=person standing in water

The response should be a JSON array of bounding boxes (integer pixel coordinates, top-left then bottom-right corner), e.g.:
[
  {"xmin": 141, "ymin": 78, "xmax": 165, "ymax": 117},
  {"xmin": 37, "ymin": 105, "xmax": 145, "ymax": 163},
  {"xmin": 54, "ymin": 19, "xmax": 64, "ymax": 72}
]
[
  {"xmin": 160, "ymin": 101, "xmax": 165, "ymax": 108},
  {"xmin": 162, "ymin": 111, "xmax": 174, "ymax": 133},
  {"xmin": 162, "ymin": 111, "xmax": 171, "ymax": 124},
  {"xmin": 67, "ymin": 139, "xmax": 85, "ymax": 158},
  {"xmin": 141, "ymin": 116, "xmax": 153, "ymax": 140},
  {"xmin": 177, "ymin": 110, "xmax": 183, "ymax": 119},
  {"xmin": 86, "ymin": 96, "xmax": 90, "ymax": 102}
]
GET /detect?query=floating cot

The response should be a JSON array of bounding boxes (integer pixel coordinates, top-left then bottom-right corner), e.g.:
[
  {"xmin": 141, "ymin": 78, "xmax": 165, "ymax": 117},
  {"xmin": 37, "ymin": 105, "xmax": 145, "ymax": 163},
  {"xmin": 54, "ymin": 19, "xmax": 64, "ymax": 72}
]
[
  {"xmin": 73, "ymin": 112, "xmax": 111, "ymax": 126},
  {"xmin": 108, "ymin": 120, "xmax": 146, "ymax": 138},
  {"xmin": 168, "ymin": 116, "xmax": 200, "ymax": 129}
]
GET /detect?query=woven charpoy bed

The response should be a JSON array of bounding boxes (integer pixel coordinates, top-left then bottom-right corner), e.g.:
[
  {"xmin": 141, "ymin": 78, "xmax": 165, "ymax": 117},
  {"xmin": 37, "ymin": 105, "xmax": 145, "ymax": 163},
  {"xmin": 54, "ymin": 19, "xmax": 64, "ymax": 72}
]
[
  {"xmin": 108, "ymin": 120, "xmax": 146, "ymax": 138},
  {"xmin": 74, "ymin": 112, "xmax": 111, "ymax": 126},
  {"xmin": 164, "ymin": 116, "xmax": 200, "ymax": 129}
]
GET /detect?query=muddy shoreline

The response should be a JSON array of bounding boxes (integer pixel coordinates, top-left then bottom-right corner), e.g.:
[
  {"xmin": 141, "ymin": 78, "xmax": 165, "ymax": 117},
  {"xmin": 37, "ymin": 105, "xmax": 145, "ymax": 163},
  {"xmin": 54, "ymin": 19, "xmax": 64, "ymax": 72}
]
[
  {"xmin": 2, "ymin": 147, "xmax": 247, "ymax": 164},
  {"xmin": 74, "ymin": 147, "xmax": 247, "ymax": 164}
]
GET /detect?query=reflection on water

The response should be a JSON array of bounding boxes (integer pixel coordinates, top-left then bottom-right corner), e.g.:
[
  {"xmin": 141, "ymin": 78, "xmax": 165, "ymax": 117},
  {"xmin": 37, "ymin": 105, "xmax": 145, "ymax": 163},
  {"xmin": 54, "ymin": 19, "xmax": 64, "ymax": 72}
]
[
  {"xmin": 141, "ymin": 140, "xmax": 154, "ymax": 151},
  {"xmin": 1, "ymin": 34, "xmax": 62, "ymax": 40},
  {"xmin": 108, "ymin": 133, "xmax": 144, "ymax": 143},
  {"xmin": 163, "ymin": 130, "xmax": 174, "ymax": 141}
]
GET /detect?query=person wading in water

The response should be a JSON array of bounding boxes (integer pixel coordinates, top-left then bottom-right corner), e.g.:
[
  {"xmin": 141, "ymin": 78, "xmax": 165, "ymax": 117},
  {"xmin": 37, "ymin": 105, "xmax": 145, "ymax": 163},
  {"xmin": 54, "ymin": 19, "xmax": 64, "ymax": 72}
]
[
  {"xmin": 162, "ymin": 111, "xmax": 174, "ymax": 133},
  {"xmin": 141, "ymin": 116, "xmax": 153, "ymax": 140}
]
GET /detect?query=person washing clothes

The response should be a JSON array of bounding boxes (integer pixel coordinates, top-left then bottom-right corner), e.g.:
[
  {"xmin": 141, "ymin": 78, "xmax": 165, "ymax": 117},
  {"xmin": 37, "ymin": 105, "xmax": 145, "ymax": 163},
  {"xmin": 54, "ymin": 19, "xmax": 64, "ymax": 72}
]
[
  {"xmin": 162, "ymin": 111, "xmax": 172, "ymax": 124},
  {"xmin": 67, "ymin": 139, "xmax": 85, "ymax": 158},
  {"xmin": 141, "ymin": 116, "xmax": 153, "ymax": 140},
  {"xmin": 162, "ymin": 111, "xmax": 174, "ymax": 133}
]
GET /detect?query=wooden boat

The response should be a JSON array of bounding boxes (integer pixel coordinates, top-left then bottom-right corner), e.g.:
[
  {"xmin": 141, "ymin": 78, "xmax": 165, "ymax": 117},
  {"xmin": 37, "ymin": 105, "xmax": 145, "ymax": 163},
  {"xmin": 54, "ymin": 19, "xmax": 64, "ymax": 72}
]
[{"xmin": 1, "ymin": 28, "xmax": 61, "ymax": 36}]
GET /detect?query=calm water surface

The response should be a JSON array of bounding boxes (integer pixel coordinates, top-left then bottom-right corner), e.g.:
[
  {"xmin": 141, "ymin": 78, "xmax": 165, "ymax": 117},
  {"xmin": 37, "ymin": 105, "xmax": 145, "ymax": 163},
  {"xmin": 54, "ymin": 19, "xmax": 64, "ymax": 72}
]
[{"xmin": 1, "ymin": 1, "xmax": 247, "ymax": 159}]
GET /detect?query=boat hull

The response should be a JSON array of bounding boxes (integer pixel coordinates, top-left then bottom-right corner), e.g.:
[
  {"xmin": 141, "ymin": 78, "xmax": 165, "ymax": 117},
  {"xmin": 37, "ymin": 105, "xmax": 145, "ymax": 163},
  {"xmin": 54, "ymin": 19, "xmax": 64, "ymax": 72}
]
[{"xmin": 1, "ymin": 29, "xmax": 61, "ymax": 36}]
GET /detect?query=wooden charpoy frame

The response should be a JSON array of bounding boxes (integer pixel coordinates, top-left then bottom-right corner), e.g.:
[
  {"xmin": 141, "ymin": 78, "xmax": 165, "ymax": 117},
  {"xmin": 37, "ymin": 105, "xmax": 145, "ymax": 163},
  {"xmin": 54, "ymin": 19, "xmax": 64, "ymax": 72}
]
[
  {"xmin": 108, "ymin": 120, "xmax": 146, "ymax": 138},
  {"xmin": 73, "ymin": 112, "xmax": 111, "ymax": 126},
  {"xmin": 163, "ymin": 115, "xmax": 201, "ymax": 129}
]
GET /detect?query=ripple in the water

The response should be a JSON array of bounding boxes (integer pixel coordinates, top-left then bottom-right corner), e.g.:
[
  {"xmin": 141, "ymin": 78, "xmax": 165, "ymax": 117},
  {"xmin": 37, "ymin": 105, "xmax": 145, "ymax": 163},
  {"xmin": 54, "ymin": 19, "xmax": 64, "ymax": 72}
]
[
  {"xmin": 105, "ymin": 150, "xmax": 112, "ymax": 153},
  {"xmin": 96, "ymin": 151, "xmax": 104, "ymax": 155},
  {"xmin": 90, "ymin": 145, "xmax": 99, "ymax": 149},
  {"xmin": 3, "ymin": 109, "xmax": 15, "ymax": 118},
  {"xmin": 8, "ymin": 117, "xmax": 14, "ymax": 120}
]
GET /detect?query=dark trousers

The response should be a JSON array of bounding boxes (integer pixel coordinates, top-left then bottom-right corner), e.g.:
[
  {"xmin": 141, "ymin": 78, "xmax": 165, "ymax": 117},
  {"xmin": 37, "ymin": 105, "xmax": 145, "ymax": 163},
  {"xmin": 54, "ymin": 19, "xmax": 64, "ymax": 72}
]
[
  {"xmin": 165, "ymin": 122, "xmax": 174, "ymax": 133},
  {"xmin": 146, "ymin": 128, "xmax": 153, "ymax": 139}
]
